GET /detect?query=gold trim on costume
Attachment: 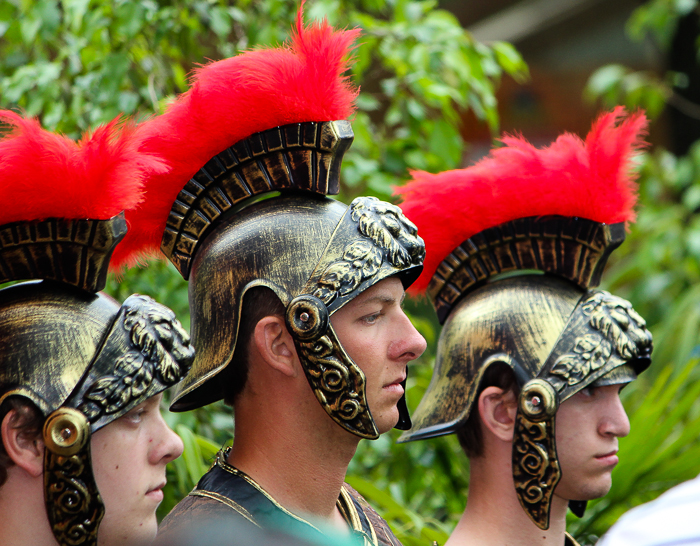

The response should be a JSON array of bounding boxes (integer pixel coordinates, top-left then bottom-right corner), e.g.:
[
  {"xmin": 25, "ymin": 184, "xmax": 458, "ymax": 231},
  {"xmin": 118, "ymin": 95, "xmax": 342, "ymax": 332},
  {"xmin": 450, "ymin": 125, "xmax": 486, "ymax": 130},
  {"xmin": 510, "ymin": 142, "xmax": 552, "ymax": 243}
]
[
  {"xmin": 338, "ymin": 486, "xmax": 377, "ymax": 546},
  {"xmin": 189, "ymin": 490, "xmax": 259, "ymax": 527},
  {"xmin": 214, "ymin": 448, "xmax": 378, "ymax": 544},
  {"xmin": 215, "ymin": 450, "xmax": 325, "ymax": 535}
]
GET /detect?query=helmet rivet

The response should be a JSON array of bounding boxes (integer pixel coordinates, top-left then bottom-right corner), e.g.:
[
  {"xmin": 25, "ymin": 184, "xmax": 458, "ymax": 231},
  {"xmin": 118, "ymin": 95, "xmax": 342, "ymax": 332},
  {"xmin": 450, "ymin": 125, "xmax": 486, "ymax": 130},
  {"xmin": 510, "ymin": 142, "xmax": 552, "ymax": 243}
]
[
  {"xmin": 61, "ymin": 427, "xmax": 73, "ymax": 440},
  {"xmin": 531, "ymin": 396, "xmax": 541, "ymax": 407},
  {"xmin": 299, "ymin": 312, "xmax": 310, "ymax": 322}
]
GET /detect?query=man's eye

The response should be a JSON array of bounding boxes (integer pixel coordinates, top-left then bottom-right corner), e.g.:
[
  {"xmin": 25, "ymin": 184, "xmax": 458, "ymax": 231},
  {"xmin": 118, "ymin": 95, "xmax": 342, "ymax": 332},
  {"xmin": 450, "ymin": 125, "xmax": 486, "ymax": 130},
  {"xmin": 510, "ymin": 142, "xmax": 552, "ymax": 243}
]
[
  {"xmin": 362, "ymin": 313, "xmax": 380, "ymax": 324},
  {"xmin": 581, "ymin": 385, "xmax": 597, "ymax": 397},
  {"xmin": 124, "ymin": 408, "xmax": 146, "ymax": 424}
]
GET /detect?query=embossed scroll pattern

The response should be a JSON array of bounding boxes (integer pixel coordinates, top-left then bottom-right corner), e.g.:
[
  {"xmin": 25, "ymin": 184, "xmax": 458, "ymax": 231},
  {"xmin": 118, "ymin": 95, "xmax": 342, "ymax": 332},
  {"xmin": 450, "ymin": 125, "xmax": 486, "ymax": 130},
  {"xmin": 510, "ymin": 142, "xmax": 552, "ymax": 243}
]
[
  {"xmin": 512, "ymin": 414, "xmax": 561, "ymax": 530},
  {"xmin": 286, "ymin": 295, "xmax": 377, "ymax": 439},
  {"xmin": 313, "ymin": 196, "xmax": 425, "ymax": 305},
  {"xmin": 78, "ymin": 295, "xmax": 194, "ymax": 422},
  {"xmin": 549, "ymin": 291, "xmax": 652, "ymax": 391}
]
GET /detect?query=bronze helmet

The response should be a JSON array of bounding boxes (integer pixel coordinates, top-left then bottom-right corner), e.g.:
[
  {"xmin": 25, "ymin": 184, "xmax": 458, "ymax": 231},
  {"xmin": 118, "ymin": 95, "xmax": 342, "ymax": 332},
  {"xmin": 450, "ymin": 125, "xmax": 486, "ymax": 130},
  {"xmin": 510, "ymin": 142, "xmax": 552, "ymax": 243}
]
[
  {"xmin": 126, "ymin": 12, "xmax": 425, "ymax": 438},
  {"xmin": 396, "ymin": 109, "xmax": 653, "ymax": 529},
  {"xmin": 0, "ymin": 112, "xmax": 193, "ymax": 546},
  {"xmin": 160, "ymin": 123, "xmax": 424, "ymax": 439}
]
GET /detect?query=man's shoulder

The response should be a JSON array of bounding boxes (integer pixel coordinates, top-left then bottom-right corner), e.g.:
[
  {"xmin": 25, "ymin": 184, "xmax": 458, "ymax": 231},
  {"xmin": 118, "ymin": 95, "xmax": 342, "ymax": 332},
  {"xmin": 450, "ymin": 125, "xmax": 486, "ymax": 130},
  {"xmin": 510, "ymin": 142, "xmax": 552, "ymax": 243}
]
[
  {"xmin": 156, "ymin": 493, "xmax": 255, "ymax": 544},
  {"xmin": 342, "ymin": 483, "xmax": 402, "ymax": 546}
]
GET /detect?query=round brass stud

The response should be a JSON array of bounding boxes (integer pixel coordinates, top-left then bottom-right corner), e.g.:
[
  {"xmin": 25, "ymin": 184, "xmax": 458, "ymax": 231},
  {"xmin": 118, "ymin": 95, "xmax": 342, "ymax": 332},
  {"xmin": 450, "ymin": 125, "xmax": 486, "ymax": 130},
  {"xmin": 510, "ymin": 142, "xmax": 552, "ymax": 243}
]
[
  {"xmin": 519, "ymin": 379, "xmax": 559, "ymax": 422},
  {"xmin": 285, "ymin": 295, "xmax": 329, "ymax": 342},
  {"xmin": 43, "ymin": 408, "xmax": 90, "ymax": 457}
]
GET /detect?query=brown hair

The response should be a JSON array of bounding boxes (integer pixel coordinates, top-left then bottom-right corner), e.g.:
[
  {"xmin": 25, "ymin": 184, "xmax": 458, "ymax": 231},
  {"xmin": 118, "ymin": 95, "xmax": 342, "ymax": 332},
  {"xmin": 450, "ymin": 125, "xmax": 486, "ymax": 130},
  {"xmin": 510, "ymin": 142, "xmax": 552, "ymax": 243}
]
[
  {"xmin": 0, "ymin": 395, "xmax": 44, "ymax": 486},
  {"xmin": 456, "ymin": 362, "xmax": 519, "ymax": 458},
  {"xmin": 221, "ymin": 287, "xmax": 285, "ymax": 406}
]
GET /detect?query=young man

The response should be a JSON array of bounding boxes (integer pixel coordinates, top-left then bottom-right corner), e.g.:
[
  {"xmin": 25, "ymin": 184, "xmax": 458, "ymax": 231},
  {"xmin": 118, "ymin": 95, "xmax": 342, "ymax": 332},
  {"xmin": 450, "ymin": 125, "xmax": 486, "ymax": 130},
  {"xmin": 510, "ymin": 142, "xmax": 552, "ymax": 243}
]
[
  {"xmin": 125, "ymin": 9, "xmax": 426, "ymax": 546},
  {"xmin": 396, "ymin": 108, "xmax": 653, "ymax": 546},
  {"xmin": 0, "ymin": 111, "xmax": 194, "ymax": 546}
]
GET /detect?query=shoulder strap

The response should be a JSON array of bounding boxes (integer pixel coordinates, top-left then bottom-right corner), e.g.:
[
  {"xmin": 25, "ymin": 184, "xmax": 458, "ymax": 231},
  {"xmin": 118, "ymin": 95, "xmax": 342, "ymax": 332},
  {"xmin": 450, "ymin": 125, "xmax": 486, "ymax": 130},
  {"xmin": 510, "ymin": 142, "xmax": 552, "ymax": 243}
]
[{"xmin": 342, "ymin": 483, "xmax": 403, "ymax": 546}]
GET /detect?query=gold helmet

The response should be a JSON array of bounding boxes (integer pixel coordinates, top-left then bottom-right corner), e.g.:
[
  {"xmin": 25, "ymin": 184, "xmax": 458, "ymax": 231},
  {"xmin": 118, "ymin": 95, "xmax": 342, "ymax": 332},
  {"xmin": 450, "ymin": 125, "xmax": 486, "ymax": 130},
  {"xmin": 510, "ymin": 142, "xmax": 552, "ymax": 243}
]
[
  {"xmin": 0, "ymin": 112, "xmax": 193, "ymax": 545},
  {"xmin": 125, "ymin": 9, "xmax": 424, "ymax": 439},
  {"xmin": 396, "ymin": 108, "xmax": 653, "ymax": 529}
]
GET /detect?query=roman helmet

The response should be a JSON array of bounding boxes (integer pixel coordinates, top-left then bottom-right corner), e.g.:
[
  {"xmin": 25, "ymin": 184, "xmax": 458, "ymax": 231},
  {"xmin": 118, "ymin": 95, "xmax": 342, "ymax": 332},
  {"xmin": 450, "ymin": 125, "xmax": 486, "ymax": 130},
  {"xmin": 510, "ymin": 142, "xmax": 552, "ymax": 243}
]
[
  {"xmin": 122, "ymin": 6, "xmax": 424, "ymax": 439},
  {"xmin": 395, "ymin": 108, "xmax": 653, "ymax": 529},
  {"xmin": 0, "ymin": 112, "xmax": 194, "ymax": 546}
]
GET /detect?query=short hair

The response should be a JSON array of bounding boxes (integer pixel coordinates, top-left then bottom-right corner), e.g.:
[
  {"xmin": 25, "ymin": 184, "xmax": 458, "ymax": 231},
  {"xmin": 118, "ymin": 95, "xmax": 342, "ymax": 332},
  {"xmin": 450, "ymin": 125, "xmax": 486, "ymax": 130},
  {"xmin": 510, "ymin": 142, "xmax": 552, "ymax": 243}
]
[
  {"xmin": 221, "ymin": 287, "xmax": 285, "ymax": 406},
  {"xmin": 456, "ymin": 363, "xmax": 519, "ymax": 458},
  {"xmin": 0, "ymin": 395, "xmax": 44, "ymax": 487}
]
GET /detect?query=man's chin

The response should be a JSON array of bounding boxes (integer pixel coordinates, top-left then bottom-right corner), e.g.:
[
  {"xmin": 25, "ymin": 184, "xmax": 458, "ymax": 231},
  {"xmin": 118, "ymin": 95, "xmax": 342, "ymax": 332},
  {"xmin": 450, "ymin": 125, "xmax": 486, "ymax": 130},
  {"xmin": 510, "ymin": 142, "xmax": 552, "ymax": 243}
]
[
  {"xmin": 373, "ymin": 408, "xmax": 400, "ymax": 435},
  {"xmin": 556, "ymin": 477, "xmax": 613, "ymax": 502}
]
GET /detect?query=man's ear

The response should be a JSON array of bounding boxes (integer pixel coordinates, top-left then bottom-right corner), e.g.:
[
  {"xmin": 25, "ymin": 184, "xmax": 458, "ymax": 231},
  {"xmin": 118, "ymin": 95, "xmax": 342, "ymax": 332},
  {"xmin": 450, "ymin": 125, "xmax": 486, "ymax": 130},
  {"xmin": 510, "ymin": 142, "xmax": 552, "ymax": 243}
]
[
  {"xmin": 253, "ymin": 315, "xmax": 299, "ymax": 378},
  {"xmin": 478, "ymin": 386, "xmax": 518, "ymax": 443},
  {"xmin": 1, "ymin": 409, "xmax": 44, "ymax": 478}
]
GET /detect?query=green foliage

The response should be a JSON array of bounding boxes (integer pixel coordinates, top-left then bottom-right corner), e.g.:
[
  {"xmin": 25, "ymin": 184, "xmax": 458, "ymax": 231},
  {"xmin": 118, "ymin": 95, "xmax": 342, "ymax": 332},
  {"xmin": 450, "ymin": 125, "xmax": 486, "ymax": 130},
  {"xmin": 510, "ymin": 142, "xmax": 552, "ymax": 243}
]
[{"xmin": 0, "ymin": 0, "xmax": 526, "ymax": 200}]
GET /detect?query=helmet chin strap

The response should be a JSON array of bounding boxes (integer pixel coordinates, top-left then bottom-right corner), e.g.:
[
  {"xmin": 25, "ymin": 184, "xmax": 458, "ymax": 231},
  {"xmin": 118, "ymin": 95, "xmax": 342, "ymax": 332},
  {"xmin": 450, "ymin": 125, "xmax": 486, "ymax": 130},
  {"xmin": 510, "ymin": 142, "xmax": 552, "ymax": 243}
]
[
  {"xmin": 394, "ymin": 374, "xmax": 412, "ymax": 431},
  {"xmin": 569, "ymin": 500, "xmax": 588, "ymax": 518}
]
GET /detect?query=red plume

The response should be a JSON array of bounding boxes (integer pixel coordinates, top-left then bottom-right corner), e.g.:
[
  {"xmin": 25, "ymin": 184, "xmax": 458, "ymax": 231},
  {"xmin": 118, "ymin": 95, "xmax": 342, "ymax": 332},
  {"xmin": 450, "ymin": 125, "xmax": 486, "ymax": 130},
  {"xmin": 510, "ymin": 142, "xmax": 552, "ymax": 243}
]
[
  {"xmin": 395, "ymin": 107, "xmax": 648, "ymax": 294},
  {"xmin": 0, "ymin": 111, "xmax": 167, "ymax": 274},
  {"xmin": 114, "ymin": 4, "xmax": 360, "ymax": 270}
]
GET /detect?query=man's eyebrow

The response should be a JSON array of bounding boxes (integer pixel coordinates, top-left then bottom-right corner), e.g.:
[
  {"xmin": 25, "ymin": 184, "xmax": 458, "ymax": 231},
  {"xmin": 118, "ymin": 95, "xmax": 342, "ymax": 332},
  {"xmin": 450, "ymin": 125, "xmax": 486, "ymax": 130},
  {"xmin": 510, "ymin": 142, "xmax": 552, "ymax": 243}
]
[
  {"xmin": 357, "ymin": 292, "xmax": 405, "ymax": 306},
  {"xmin": 357, "ymin": 294, "xmax": 397, "ymax": 306}
]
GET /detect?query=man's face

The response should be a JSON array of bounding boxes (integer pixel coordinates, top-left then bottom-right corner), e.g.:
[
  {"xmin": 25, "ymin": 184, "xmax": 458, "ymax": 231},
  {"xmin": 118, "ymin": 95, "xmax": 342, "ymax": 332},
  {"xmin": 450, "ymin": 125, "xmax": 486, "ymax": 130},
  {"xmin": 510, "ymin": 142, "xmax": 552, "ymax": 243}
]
[
  {"xmin": 554, "ymin": 383, "xmax": 630, "ymax": 501},
  {"xmin": 330, "ymin": 277, "xmax": 427, "ymax": 434},
  {"xmin": 91, "ymin": 393, "xmax": 184, "ymax": 546}
]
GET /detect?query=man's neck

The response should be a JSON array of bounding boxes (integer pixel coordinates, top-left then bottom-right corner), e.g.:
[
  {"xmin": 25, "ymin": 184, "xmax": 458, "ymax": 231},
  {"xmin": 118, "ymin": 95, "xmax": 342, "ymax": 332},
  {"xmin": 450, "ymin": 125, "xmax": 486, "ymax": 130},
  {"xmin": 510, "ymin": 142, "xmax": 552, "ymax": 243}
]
[
  {"xmin": 447, "ymin": 460, "xmax": 569, "ymax": 546},
  {"xmin": 228, "ymin": 402, "xmax": 360, "ymax": 530},
  {"xmin": 0, "ymin": 473, "xmax": 57, "ymax": 546}
]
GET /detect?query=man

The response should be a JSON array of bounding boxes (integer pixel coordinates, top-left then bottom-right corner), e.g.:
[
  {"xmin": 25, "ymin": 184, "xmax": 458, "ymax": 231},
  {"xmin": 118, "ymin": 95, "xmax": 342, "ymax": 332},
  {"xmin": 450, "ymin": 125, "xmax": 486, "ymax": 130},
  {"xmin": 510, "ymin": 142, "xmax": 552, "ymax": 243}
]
[
  {"xmin": 0, "ymin": 111, "xmax": 194, "ymax": 546},
  {"xmin": 125, "ymin": 9, "xmax": 426, "ymax": 546},
  {"xmin": 395, "ymin": 108, "xmax": 653, "ymax": 546}
]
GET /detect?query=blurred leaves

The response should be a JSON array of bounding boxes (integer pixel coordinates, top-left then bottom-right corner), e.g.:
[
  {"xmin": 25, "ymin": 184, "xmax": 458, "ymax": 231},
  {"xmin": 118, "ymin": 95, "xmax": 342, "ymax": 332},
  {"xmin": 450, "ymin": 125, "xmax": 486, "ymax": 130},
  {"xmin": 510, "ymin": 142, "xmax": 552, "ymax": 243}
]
[{"xmin": 0, "ymin": 0, "xmax": 527, "ymax": 201}]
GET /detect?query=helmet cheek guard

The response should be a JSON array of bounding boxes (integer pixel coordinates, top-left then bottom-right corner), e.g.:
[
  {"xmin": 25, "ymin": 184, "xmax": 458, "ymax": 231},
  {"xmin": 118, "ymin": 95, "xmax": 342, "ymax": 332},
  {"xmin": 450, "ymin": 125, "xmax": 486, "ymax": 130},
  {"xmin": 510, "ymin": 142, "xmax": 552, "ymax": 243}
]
[
  {"xmin": 512, "ymin": 379, "xmax": 561, "ymax": 530},
  {"xmin": 43, "ymin": 408, "xmax": 103, "ymax": 546},
  {"xmin": 286, "ymin": 294, "xmax": 377, "ymax": 438}
]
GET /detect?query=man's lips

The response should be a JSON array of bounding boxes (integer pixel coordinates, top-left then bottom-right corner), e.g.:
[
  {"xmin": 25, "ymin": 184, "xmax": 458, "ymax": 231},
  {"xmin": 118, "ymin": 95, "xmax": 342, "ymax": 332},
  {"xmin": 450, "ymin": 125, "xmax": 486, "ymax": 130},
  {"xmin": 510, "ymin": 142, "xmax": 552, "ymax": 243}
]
[
  {"xmin": 146, "ymin": 481, "xmax": 166, "ymax": 500},
  {"xmin": 594, "ymin": 450, "xmax": 619, "ymax": 466},
  {"xmin": 383, "ymin": 374, "xmax": 406, "ymax": 391}
]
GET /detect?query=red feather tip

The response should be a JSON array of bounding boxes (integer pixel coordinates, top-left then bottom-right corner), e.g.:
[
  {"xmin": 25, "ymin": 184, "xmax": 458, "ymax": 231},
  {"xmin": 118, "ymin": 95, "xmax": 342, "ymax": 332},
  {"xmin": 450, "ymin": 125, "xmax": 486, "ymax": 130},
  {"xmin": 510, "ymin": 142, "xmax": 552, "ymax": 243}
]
[
  {"xmin": 395, "ymin": 107, "xmax": 649, "ymax": 294},
  {"xmin": 115, "ymin": 3, "xmax": 360, "ymax": 270},
  {"xmin": 0, "ymin": 110, "xmax": 168, "ymax": 273}
]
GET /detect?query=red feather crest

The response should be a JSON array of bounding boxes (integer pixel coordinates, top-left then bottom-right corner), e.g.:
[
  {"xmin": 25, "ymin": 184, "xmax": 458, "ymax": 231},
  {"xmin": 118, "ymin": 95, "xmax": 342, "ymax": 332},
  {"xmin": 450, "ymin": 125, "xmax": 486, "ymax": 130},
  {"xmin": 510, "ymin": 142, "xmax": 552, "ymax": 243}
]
[
  {"xmin": 114, "ymin": 4, "xmax": 360, "ymax": 270},
  {"xmin": 0, "ymin": 111, "xmax": 167, "ymax": 272},
  {"xmin": 395, "ymin": 107, "xmax": 648, "ymax": 294}
]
